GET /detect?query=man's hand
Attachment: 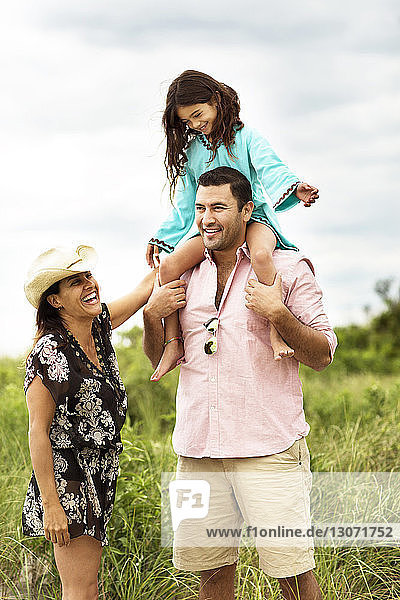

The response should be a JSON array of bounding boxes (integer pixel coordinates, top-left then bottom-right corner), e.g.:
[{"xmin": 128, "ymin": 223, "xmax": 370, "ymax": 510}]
[
  {"xmin": 144, "ymin": 273, "xmax": 186, "ymax": 320},
  {"xmin": 244, "ymin": 273, "xmax": 283, "ymax": 320},
  {"xmin": 295, "ymin": 182, "xmax": 319, "ymax": 207}
]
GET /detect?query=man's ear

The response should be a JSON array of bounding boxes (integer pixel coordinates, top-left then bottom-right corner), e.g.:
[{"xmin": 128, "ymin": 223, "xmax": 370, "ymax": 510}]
[
  {"xmin": 242, "ymin": 201, "xmax": 254, "ymax": 223},
  {"xmin": 47, "ymin": 294, "xmax": 62, "ymax": 309}
]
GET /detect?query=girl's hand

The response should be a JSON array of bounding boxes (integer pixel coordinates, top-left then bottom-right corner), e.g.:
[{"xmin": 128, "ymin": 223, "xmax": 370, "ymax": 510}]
[
  {"xmin": 296, "ymin": 183, "xmax": 319, "ymax": 207},
  {"xmin": 146, "ymin": 244, "xmax": 160, "ymax": 269},
  {"xmin": 43, "ymin": 502, "xmax": 70, "ymax": 547}
]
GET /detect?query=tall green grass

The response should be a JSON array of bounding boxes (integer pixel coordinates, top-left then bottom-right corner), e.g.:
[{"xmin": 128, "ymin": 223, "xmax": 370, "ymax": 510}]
[{"xmin": 1, "ymin": 351, "xmax": 399, "ymax": 599}]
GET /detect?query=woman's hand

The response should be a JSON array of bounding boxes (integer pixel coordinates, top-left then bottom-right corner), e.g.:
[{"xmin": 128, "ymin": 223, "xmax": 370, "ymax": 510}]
[
  {"xmin": 43, "ymin": 501, "xmax": 70, "ymax": 547},
  {"xmin": 146, "ymin": 243, "xmax": 160, "ymax": 269},
  {"xmin": 295, "ymin": 182, "xmax": 319, "ymax": 207}
]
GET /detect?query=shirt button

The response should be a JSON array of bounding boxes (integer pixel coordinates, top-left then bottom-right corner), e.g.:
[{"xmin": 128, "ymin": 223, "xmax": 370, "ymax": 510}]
[
  {"xmin": 210, "ymin": 405, "xmax": 216, "ymax": 410},
  {"xmin": 210, "ymin": 376, "xmax": 216, "ymax": 383}
]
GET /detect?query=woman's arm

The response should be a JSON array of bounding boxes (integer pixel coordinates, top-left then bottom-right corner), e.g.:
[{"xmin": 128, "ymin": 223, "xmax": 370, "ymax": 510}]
[
  {"xmin": 26, "ymin": 376, "xmax": 70, "ymax": 546},
  {"xmin": 108, "ymin": 270, "xmax": 156, "ymax": 330}
]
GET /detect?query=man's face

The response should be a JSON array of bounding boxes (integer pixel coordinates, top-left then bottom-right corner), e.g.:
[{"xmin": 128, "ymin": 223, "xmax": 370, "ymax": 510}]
[{"xmin": 195, "ymin": 184, "xmax": 253, "ymax": 252}]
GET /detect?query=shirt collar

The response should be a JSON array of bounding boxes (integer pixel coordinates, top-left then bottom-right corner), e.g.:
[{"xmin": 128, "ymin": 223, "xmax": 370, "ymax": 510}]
[{"xmin": 204, "ymin": 241, "xmax": 250, "ymax": 264}]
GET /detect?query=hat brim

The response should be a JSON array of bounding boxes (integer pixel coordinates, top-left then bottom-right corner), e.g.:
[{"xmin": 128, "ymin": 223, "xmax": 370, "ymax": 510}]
[{"xmin": 25, "ymin": 258, "xmax": 97, "ymax": 309}]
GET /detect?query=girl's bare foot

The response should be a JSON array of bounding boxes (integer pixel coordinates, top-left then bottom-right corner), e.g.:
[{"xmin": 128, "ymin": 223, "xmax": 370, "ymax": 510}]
[
  {"xmin": 151, "ymin": 339, "xmax": 184, "ymax": 381},
  {"xmin": 270, "ymin": 325, "xmax": 294, "ymax": 361}
]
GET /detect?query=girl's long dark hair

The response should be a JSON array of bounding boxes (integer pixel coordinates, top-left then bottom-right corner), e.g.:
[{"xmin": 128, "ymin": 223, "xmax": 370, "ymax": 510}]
[
  {"xmin": 32, "ymin": 281, "xmax": 66, "ymax": 348},
  {"xmin": 162, "ymin": 70, "xmax": 244, "ymax": 199}
]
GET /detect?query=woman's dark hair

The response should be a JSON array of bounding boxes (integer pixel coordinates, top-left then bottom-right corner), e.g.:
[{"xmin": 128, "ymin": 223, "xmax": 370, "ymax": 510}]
[
  {"xmin": 198, "ymin": 167, "xmax": 252, "ymax": 211},
  {"xmin": 162, "ymin": 70, "xmax": 244, "ymax": 199},
  {"xmin": 33, "ymin": 280, "xmax": 66, "ymax": 347}
]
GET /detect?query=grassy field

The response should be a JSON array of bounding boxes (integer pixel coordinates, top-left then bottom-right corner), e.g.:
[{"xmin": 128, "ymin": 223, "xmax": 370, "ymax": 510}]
[{"xmin": 0, "ymin": 340, "xmax": 399, "ymax": 599}]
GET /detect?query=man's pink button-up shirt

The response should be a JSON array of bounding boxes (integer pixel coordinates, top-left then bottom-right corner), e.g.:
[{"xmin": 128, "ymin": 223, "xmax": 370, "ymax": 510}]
[{"xmin": 172, "ymin": 244, "xmax": 337, "ymax": 459}]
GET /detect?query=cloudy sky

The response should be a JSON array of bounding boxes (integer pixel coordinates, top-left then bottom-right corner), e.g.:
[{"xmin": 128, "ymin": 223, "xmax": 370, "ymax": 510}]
[{"xmin": 2, "ymin": 0, "xmax": 399, "ymax": 356}]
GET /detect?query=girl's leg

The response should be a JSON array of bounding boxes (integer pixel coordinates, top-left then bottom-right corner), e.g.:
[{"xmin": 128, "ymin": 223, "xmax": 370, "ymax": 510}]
[
  {"xmin": 53, "ymin": 535, "xmax": 102, "ymax": 600},
  {"xmin": 246, "ymin": 222, "xmax": 294, "ymax": 360},
  {"xmin": 151, "ymin": 235, "xmax": 206, "ymax": 381}
]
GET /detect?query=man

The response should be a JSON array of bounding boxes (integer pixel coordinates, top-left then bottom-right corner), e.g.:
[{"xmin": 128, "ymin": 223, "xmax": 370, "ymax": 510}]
[{"xmin": 143, "ymin": 166, "xmax": 337, "ymax": 600}]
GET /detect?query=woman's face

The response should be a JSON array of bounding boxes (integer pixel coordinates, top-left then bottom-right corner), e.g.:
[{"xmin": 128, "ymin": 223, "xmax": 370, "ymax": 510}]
[
  {"xmin": 177, "ymin": 101, "xmax": 218, "ymax": 136},
  {"xmin": 48, "ymin": 271, "xmax": 101, "ymax": 320}
]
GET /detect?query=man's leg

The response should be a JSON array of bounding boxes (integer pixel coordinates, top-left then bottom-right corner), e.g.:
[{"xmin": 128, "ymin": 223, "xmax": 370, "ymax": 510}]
[
  {"xmin": 278, "ymin": 570, "xmax": 321, "ymax": 600},
  {"xmin": 199, "ymin": 563, "xmax": 236, "ymax": 600}
]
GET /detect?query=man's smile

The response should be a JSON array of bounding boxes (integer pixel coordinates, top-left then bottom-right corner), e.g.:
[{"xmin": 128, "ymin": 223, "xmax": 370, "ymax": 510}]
[{"xmin": 203, "ymin": 226, "xmax": 222, "ymax": 238}]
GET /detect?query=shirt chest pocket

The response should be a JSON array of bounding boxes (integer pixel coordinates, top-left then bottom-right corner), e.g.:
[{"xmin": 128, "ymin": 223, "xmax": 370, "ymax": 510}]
[
  {"xmin": 233, "ymin": 314, "xmax": 270, "ymax": 342},
  {"xmin": 231, "ymin": 316, "xmax": 271, "ymax": 374}
]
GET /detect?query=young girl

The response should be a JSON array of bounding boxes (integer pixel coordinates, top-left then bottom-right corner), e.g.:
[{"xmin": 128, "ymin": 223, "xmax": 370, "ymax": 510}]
[{"xmin": 148, "ymin": 70, "xmax": 318, "ymax": 381}]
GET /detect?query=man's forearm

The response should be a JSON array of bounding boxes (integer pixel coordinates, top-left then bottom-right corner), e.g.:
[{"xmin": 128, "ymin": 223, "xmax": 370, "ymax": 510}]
[
  {"xmin": 270, "ymin": 305, "xmax": 331, "ymax": 370},
  {"xmin": 142, "ymin": 307, "xmax": 165, "ymax": 368}
]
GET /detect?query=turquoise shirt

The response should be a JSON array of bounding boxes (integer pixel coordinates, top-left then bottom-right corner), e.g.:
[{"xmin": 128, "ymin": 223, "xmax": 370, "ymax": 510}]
[{"xmin": 150, "ymin": 125, "xmax": 301, "ymax": 252}]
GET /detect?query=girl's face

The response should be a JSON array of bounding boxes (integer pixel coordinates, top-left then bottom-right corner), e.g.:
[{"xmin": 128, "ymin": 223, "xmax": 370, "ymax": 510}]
[{"xmin": 177, "ymin": 101, "xmax": 218, "ymax": 136}]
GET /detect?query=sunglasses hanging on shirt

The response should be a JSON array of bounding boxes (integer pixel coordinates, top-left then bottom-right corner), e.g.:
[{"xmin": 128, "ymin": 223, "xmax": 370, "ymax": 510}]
[{"xmin": 203, "ymin": 317, "xmax": 219, "ymax": 355}]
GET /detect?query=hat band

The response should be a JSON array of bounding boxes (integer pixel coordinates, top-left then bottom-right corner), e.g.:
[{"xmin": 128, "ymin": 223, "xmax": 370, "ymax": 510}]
[{"xmin": 66, "ymin": 258, "xmax": 83, "ymax": 269}]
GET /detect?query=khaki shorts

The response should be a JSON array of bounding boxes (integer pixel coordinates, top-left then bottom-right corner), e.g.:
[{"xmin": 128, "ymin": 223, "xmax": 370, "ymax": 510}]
[{"xmin": 173, "ymin": 438, "xmax": 315, "ymax": 579}]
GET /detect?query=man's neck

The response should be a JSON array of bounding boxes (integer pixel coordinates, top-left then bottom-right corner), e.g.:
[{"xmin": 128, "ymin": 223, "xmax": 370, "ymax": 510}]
[
  {"xmin": 212, "ymin": 239, "xmax": 245, "ymax": 309},
  {"xmin": 211, "ymin": 240, "xmax": 245, "ymax": 270}
]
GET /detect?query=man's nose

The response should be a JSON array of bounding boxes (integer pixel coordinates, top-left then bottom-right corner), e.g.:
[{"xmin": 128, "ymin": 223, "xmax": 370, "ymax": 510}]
[{"xmin": 202, "ymin": 209, "xmax": 215, "ymax": 224}]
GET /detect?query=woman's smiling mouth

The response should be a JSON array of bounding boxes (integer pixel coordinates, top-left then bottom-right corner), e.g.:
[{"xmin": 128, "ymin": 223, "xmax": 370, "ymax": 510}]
[{"xmin": 81, "ymin": 291, "xmax": 99, "ymax": 305}]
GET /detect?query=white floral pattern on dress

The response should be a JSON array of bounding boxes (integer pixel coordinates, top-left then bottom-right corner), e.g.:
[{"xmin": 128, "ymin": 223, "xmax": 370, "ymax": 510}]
[
  {"xmin": 36, "ymin": 335, "xmax": 69, "ymax": 384},
  {"xmin": 52, "ymin": 451, "xmax": 68, "ymax": 474},
  {"xmin": 61, "ymin": 492, "xmax": 83, "ymax": 521},
  {"xmin": 49, "ymin": 427, "xmax": 71, "ymax": 448},
  {"xmin": 55, "ymin": 478, "xmax": 67, "ymax": 496},
  {"xmin": 108, "ymin": 353, "xmax": 128, "ymax": 415}
]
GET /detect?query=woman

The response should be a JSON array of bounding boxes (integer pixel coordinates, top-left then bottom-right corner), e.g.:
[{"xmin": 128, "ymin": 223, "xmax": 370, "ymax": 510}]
[{"xmin": 22, "ymin": 244, "xmax": 186, "ymax": 600}]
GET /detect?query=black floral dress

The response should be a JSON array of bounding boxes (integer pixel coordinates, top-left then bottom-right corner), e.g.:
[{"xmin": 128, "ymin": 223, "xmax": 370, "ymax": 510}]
[{"xmin": 22, "ymin": 304, "xmax": 127, "ymax": 546}]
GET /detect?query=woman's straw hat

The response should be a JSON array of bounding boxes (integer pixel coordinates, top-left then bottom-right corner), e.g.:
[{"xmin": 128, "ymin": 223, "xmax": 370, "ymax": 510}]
[{"xmin": 24, "ymin": 245, "xmax": 98, "ymax": 308}]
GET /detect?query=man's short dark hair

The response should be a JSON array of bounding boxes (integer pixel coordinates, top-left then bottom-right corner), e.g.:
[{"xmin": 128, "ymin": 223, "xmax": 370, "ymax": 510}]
[{"xmin": 197, "ymin": 167, "xmax": 252, "ymax": 211}]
